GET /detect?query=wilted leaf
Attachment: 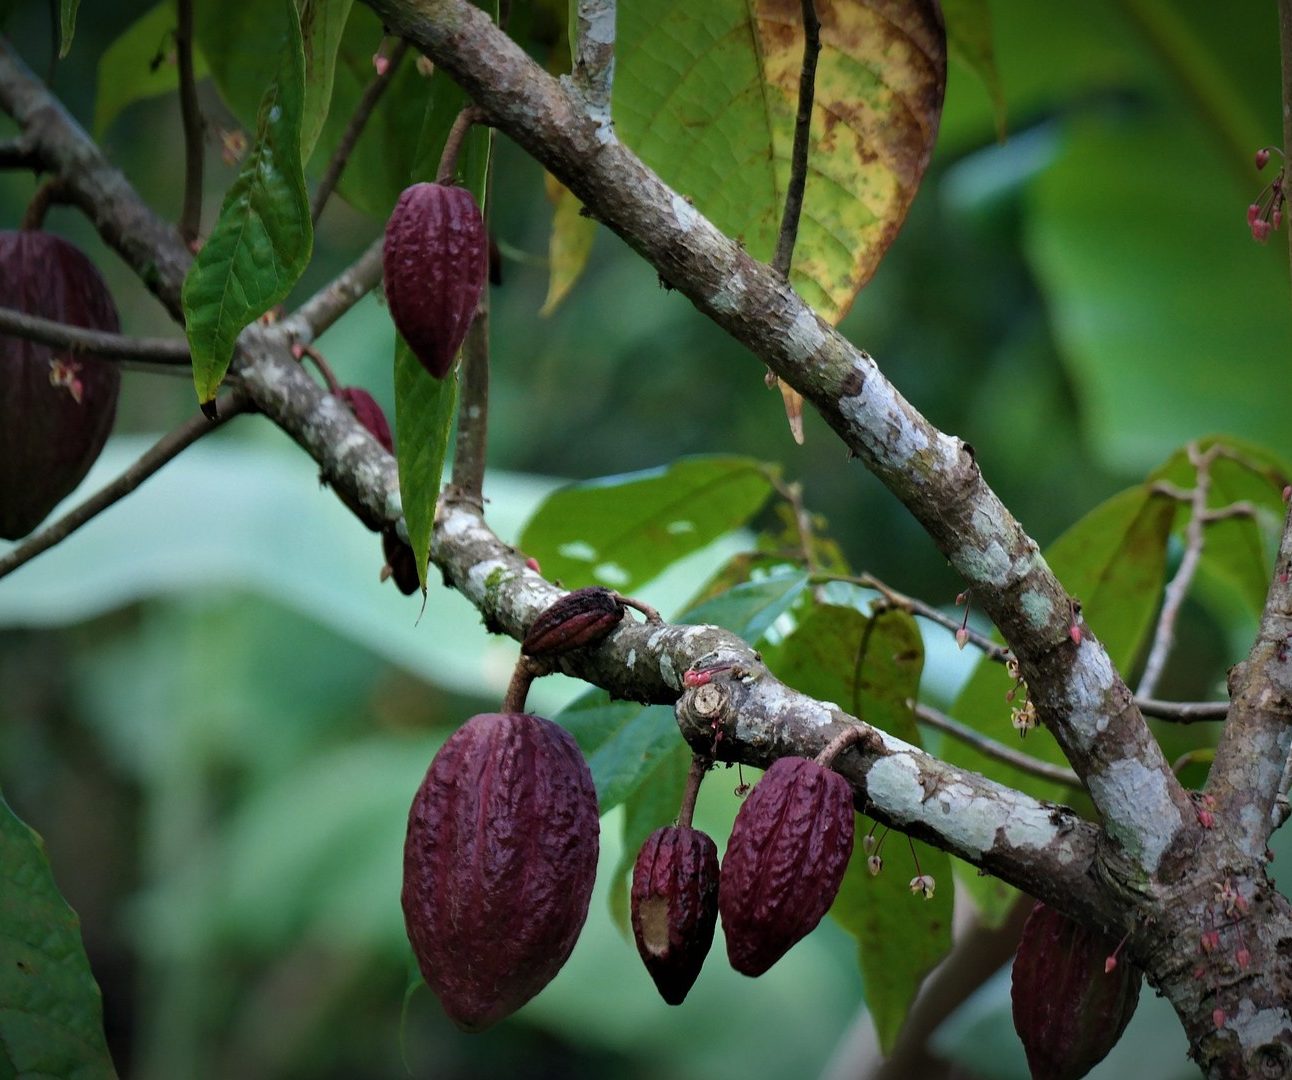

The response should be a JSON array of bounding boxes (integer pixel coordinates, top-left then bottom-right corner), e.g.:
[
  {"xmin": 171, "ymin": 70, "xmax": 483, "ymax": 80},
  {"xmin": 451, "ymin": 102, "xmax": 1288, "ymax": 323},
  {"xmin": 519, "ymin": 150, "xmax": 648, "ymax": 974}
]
[
  {"xmin": 615, "ymin": 0, "xmax": 946, "ymax": 320},
  {"xmin": 541, "ymin": 173, "xmax": 598, "ymax": 316}
]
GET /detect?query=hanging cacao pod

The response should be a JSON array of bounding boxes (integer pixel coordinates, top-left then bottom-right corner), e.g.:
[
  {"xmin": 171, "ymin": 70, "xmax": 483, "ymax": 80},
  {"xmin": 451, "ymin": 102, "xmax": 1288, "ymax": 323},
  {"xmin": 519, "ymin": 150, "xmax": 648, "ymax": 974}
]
[
  {"xmin": 0, "ymin": 230, "xmax": 121, "ymax": 539},
  {"xmin": 719, "ymin": 756, "xmax": 854, "ymax": 976},
  {"xmin": 1011, "ymin": 901, "xmax": 1142, "ymax": 1080},
  {"xmin": 631, "ymin": 824, "xmax": 720, "ymax": 1004},
  {"xmin": 402, "ymin": 712, "xmax": 599, "ymax": 1031},
  {"xmin": 383, "ymin": 182, "xmax": 486, "ymax": 379}
]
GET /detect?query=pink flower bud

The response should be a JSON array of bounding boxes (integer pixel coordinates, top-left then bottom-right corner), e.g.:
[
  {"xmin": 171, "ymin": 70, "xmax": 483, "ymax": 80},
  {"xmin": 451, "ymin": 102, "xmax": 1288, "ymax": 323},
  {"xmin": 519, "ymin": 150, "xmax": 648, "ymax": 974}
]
[
  {"xmin": 1213, "ymin": 1008, "xmax": 1226, "ymax": 1029},
  {"xmin": 372, "ymin": 52, "xmax": 390, "ymax": 75},
  {"xmin": 1249, "ymin": 203, "xmax": 1262, "ymax": 226},
  {"xmin": 1252, "ymin": 218, "xmax": 1272, "ymax": 243},
  {"xmin": 1069, "ymin": 623, "xmax": 1083, "ymax": 645},
  {"xmin": 955, "ymin": 627, "xmax": 969, "ymax": 650},
  {"xmin": 524, "ymin": 556, "xmax": 542, "ymax": 573},
  {"xmin": 1256, "ymin": 148, "xmax": 1271, "ymax": 170},
  {"xmin": 1104, "ymin": 955, "xmax": 1118, "ymax": 974},
  {"xmin": 1236, "ymin": 947, "xmax": 1251, "ymax": 970}
]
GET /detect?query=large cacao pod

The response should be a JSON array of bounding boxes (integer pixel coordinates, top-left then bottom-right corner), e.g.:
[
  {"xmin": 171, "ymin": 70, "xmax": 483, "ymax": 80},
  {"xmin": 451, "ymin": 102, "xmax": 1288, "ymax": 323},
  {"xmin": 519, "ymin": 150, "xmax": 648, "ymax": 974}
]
[
  {"xmin": 631, "ymin": 825, "xmax": 720, "ymax": 1005},
  {"xmin": 719, "ymin": 756, "xmax": 855, "ymax": 976},
  {"xmin": 402, "ymin": 712, "xmax": 599, "ymax": 1031},
  {"xmin": 0, "ymin": 230, "xmax": 121, "ymax": 539},
  {"xmin": 383, "ymin": 182, "xmax": 486, "ymax": 379},
  {"xmin": 1011, "ymin": 901, "xmax": 1142, "ymax": 1080}
]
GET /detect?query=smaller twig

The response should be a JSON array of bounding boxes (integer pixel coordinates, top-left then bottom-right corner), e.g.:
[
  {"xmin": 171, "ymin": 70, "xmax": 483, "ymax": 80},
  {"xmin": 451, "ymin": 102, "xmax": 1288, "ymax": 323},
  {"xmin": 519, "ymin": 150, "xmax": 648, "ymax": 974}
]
[
  {"xmin": 1200, "ymin": 501, "xmax": 1259, "ymax": 523},
  {"xmin": 815, "ymin": 725, "xmax": 876, "ymax": 769},
  {"xmin": 618, "ymin": 593, "xmax": 662, "ymax": 623},
  {"xmin": 911, "ymin": 702, "xmax": 1084, "ymax": 791},
  {"xmin": 282, "ymin": 237, "xmax": 384, "ymax": 345},
  {"xmin": 676, "ymin": 753, "xmax": 710, "ymax": 830},
  {"xmin": 292, "ymin": 343, "xmax": 341, "ymax": 393},
  {"xmin": 501, "ymin": 655, "xmax": 550, "ymax": 713},
  {"xmin": 571, "ymin": 0, "xmax": 616, "ymax": 141},
  {"xmin": 311, "ymin": 38, "xmax": 409, "ymax": 223},
  {"xmin": 0, "ymin": 136, "xmax": 36, "ymax": 169},
  {"xmin": 449, "ymin": 305, "xmax": 490, "ymax": 502},
  {"xmin": 1272, "ymin": 749, "xmax": 1292, "ymax": 830},
  {"xmin": 20, "ymin": 176, "xmax": 66, "ymax": 230},
  {"xmin": 770, "ymin": 473, "xmax": 820, "ymax": 573},
  {"xmin": 0, "ymin": 391, "xmax": 250, "ymax": 581},
  {"xmin": 1136, "ymin": 697, "xmax": 1229, "ymax": 722},
  {"xmin": 175, "ymin": 0, "xmax": 204, "ymax": 244},
  {"xmin": 772, "ymin": 0, "xmax": 821, "ymax": 277},
  {"xmin": 0, "ymin": 306, "xmax": 192, "ymax": 362},
  {"xmin": 435, "ymin": 106, "xmax": 484, "ymax": 185}
]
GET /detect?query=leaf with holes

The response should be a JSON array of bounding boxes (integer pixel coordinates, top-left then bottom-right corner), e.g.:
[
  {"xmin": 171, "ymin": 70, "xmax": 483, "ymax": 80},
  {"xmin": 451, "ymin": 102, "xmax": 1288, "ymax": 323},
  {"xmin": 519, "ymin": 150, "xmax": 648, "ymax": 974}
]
[{"xmin": 615, "ymin": 0, "xmax": 946, "ymax": 321}]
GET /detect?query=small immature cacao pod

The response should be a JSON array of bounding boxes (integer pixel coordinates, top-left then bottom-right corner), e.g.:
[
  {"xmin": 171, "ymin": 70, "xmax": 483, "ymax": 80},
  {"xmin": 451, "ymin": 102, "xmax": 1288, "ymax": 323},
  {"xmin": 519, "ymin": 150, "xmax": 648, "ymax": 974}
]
[
  {"xmin": 719, "ymin": 757, "xmax": 854, "ymax": 976},
  {"xmin": 381, "ymin": 527, "xmax": 420, "ymax": 595},
  {"xmin": 338, "ymin": 386, "xmax": 393, "ymax": 454},
  {"xmin": 522, "ymin": 586, "xmax": 626, "ymax": 657},
  {"xmin": 630, "ymin": 825, "xmax": 720, "ymax": 1005},
  {"xmin": 1011, "ymin": 901, "xmax": 1142, "ymax": 1080},
  {"xmin": 402, "ymin": 712, "xmax": 599, "ymax": 1032},
  {"xmin": 383, "ymin": 182, "xmax": 486, "ymax": 379},
  {"xmin": 0, "ymin": 230, "xmax": 121, "ymax": 540}
]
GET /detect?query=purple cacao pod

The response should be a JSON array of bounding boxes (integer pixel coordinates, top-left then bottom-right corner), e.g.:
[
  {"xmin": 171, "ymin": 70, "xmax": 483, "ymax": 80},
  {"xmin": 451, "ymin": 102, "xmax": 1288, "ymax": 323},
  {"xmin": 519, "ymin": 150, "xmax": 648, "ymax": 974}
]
[
  {"xmin": 522, "ymin": 586, "xmax": 626, "ymax": 657},
  {"xmin": 719, "ymin": 757, "xmax": 855, "ymax": 976},
  {"xmin": 0, "ymin": 230, "xmax": 121, "ymax": 539},
  {"xmin": 1011, "ymin": 902, "xmax": 1141, "ymax": 1080},
  {"xmin": 381, "ymin": 527, "xmax": 420, "ymax": 595},
  {"xmin": 383, "ymin": 182, "xmax": 486, "ymax": 379},
  {"xmin": 402, "ymin": 712, "xmax": 600, "ymax": 1031},
  {"xmin": 338, "ymin": 386, "xmax": 393, "ymax": 454},
  {"xmin": 631, "ymin": 825, "xmax": 720, "ymax": 1005}
]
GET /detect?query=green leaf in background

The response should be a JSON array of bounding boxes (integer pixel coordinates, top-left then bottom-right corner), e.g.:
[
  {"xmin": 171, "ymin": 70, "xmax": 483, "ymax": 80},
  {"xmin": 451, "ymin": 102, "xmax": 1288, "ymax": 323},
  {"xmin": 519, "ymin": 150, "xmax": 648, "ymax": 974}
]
[
  {"xmin": 393, "ymin": 44, "xmax": 494, "ymax": 590},
  {"xmin": 94, "ymin": 2, "xmax": 211, "ymax": 138},
  {"xmin": 945, "ymin": 486, "xmax": 1176, "ymax": 923},
  {"xmin": 942, "ymin": 0, "xmax": 1005, "ymax": 140},
  {"xmin": 519, "ymin": 457, "xmax": 776, "ymax": 593},
  {"xmin": 0, "ymin": 792, "xmax": 116, "ymax": 1079},
  {"xmin": 59, "ymin": 0, "xmax": 79, "ymax": 57},
  {"xmin": 297, "ymin": 0, "xmax": 353, "ymax": 161},
  {"xmin": 394, "ymin": 345, "xmax": 458, "ymax": 592},
  {"xmin": 1149, "ymin": 437, "xmax": 1292, "ymax": 619},
  {"xmin": 765, "ymin": 601, "xmax": 951, "ymax": 1050},
  {"xmin": 608, "ymin": 743, "xmax": 691, "ymax": 934},
  {"xmin": 541, "ymin": 173, "xmax": 598, "ymax": 316},
  {"xmin": 680, "ymin": 569, "xmax": 809, "ymax": 646},
  {"xmin": 182, "ymin": 0, "xmax": 311, "ymax": 405},
  {"xmin": 614, "ymin": 1, "xmax": 946, "ymax": 320}
]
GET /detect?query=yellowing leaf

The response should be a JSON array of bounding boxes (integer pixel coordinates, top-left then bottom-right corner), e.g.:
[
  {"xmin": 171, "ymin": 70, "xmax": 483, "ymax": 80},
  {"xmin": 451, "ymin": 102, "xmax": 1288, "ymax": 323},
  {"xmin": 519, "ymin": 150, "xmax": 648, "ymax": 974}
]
[
  {"xmin": 540, "ymin": 172, "xmax": 597, "ymax": 316},
  {"xmin": 616, "ymin": 0, "xmax": 946, "ymax": 322}
]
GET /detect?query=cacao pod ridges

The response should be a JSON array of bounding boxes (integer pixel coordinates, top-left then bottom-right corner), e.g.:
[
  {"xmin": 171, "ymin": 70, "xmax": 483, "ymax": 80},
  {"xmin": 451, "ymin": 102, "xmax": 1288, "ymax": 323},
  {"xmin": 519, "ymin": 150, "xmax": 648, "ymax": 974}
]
[
  {"xmin": 631, "ymin": 825, "xmax": 720, "ymax": 1005},
  {"xmin": 402, "ymin": 712, "xmax": 599, "ymax": 1032},
  {"xmin": 1011, "ymin": 901, "xmax": 1142, "ymax": 1080},
  {"xmin": 719, "ymin": 756, "xmax": 855, "ymax": 977},
  {"xmin": 383, "ymin": 183, "xmax": 486, "ymax": 380},
  {"xmin": 0, "ymin": 230, "xmax": 121, "ymax": 540},
  {"xmin": 522, "ymin": 586, "xmax": 626, "ymax": 657}
]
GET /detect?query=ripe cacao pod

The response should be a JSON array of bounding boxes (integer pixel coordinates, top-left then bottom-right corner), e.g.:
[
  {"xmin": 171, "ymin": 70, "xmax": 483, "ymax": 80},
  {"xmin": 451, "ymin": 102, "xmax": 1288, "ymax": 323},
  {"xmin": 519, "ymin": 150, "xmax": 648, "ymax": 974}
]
[
  {"xmin": 402, "ymin": 712, "xmax": 599, "ymax": 1031},
  {"xmin": 1011, "ymin": 901, "xmax": 1142, "ymax": 1080},
  {"xmin": 383, "ymin": 182, "xmax": 486, "ymax": 379},
  {"xmin": 719, "ymin": 756, "xmax": 855, "ymax": 976},
  {"xmin": 0, "ymin": 230, "xmax": 121, "ymax": 539},
  {"xmin": 522, "ymin": 586, "xmax": 626, "ymax": 657},
  {"xmin": 631, "ymin": 825, "xmax": 720, "ymax": 1005}
]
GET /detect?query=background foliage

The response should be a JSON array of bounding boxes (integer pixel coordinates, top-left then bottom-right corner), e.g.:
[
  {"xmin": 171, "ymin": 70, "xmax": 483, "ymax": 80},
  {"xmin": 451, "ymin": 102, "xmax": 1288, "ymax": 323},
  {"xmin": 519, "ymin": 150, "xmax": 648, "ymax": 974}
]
[{"xmin": 1, "ymin": 0, "xmax": 1290, "ymax": 1076}]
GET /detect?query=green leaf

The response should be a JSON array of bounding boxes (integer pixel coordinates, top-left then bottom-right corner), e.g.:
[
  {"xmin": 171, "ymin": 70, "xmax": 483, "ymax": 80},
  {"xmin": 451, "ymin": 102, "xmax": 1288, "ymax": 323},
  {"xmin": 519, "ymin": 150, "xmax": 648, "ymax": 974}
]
[
  {"xmin": 680, "ymin": 569, "xmax": 810, "ymax": 645},
  {"xmin": 181, "ymin": 0, "xmax": 312, "ymax": 405},
  {"xmin": 615, "ymin": 1, "xmax": 946, "ymax": 321},
  {"xmin": 0, "ymin": 792, "xmax": 116, "ymax": 1078},
  {"xmin": 392, "ymin": 56, "xmax": 493, "ymax": 591},
  {"xmin": 942, "ymin": 0, "xmax": 1005, "ymax": 140},
  {"xmin": 607, "ymin": 743, "xmax": 691, "ymax": 934},
  {"xmin": 394, "ymin": 346, "xmax": 459, "ymax": 592},
  {"xmin": 58, "ymin": 0, "xmax": 79, "ymax": 57},
  {"xmin": 946, "ymin": 486, "xmax": 1176, "ymax": 923},
  {"xmin": 94, "ymin": 2, "xmax": 211, "ymax": 139},
  {"xmin": 541, "ymin": 174, "xmax": 598, "ymax": 315},
  {"xmin": 519, "ymin": 457, "xmax": 776, "ymax": 593},
  {"xmin": 297, "ymin": 0, "xmax": 353, "ymax": 161}
]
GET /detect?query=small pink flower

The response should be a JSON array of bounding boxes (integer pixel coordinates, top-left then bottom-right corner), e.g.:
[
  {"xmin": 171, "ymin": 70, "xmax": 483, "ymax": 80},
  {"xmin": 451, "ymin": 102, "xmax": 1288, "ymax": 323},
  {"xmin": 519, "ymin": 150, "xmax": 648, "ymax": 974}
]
[
  {"xmin": 867, "ymin": 854, "xmax": 883, "ymax": 877},
  {"xmin": 372, "ymin": 52, "xmax": 390, "ymax": 76},
  {"xmin": 955, "ymin": 627, "xmax": 969, "ymax": 650},
  {"xmin": 1256, "ymin": 148, "xmax": 1271, "ymax": 170},
  {"xmin": 909, "ymin": 874, "xmax": 936, "ymax": 899}
]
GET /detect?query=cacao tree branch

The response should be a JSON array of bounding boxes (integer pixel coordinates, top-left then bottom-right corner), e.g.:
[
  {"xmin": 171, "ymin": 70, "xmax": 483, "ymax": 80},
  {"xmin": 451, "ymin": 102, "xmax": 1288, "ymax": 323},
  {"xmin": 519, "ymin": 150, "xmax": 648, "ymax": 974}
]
[
  {"xmin": 175, "ymin": 0, "xmax": 203, "ymax": 245},
  {"xmin": 570, "ymin": 0, "xmax": 615, "ymax": 142},
  {"xmin": 1137, "ymin": 698, "xmax": 1228, "ymax": 722},
  {"xmin": 0, "ymin": 390, "xmax": 250, "ymax": 581},
  {"xmin": 311, "ymin": 38, "xmax": 409, "ymax": 224},
  {"xmin": 360, "ymin": 0, "xmax": 1194, "ymax": 879},
  {"xmin": 448, "ymin": 305, "xmax": 489, "ymax": 502},
  {"xmin": 0, "ymin": 305, "xmax": 191, "ymax": 362},
  {"xmin": 911, "ymin": 702, "xmax": 1083, "ymax": 791},
  {"xmin": 0, "ymin": 135, "xmax": 35, "ymax": 168}
]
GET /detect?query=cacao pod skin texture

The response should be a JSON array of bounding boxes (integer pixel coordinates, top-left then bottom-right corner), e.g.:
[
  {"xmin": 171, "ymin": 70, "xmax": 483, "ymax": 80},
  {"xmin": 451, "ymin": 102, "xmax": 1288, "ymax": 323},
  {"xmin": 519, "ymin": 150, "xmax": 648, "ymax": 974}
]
[
  {"xmin": 631, "ymin": 825, "xmax": 720, "ymax": 1005},
  {"xmin": 0, "ymin": 231, "xmax": 121, "ymax": 539},
  {"xmin": 402, "ymin": 712, "xmax": 600, "ymax": 1032},
  {"xmin": 1011, "ymin": 902, "xmax": 1142, "ymax": 1080},
  {"xmin": 383, "ymin": 182, "xmax": 486, "ymax": 379},
  {"xmin": 719, "ymin": 756, "xmax": 855, "ymax": 976},
  {"xmin": 522, "ymin": 586, "xmax": 626, "ymax": 657}
]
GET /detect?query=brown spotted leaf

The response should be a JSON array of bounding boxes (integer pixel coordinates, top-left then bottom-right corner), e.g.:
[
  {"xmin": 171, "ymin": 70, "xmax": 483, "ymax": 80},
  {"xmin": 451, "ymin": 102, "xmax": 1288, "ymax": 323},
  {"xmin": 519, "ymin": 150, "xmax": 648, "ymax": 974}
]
[{"xmin": 614, "ymin": 0, "xmax": 946, "ymax": 322}]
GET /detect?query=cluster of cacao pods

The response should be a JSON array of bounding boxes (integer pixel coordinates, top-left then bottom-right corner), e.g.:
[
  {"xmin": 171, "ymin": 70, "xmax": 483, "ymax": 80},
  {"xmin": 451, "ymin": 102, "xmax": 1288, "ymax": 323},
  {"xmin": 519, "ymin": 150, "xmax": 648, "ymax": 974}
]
[
  {"xmin": 1011, "ymin": 901, "xmax": 1142, "ymax": 1080},
  {"xmin": 0, "ymin": 230, "xmax": 120, "ymax": 539},
  {"xmin": 383, "ymin": 182, "xmax": 486, "ymax": 379}
]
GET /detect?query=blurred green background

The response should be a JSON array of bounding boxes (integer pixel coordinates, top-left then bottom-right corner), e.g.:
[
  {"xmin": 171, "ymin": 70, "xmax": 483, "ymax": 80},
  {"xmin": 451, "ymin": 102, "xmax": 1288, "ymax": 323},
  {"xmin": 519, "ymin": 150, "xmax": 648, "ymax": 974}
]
[{"xmin": 2, "ymin": 0, "xmax": 1290, "ymax": 1077}]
